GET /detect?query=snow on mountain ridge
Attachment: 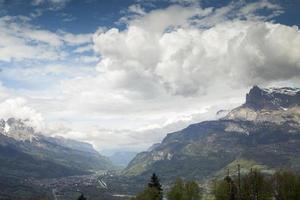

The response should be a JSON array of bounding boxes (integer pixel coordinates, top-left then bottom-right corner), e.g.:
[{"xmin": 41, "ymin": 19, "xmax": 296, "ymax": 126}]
[
  {"xmin": 0, "ymin": 118, "xmax": 37, "ymax": 142},
  {"xmin": 262, "ymin": 87, "xmax": 300, "ymax": 96},
  {"xmin": 244, "ymin": 86, "xmax": 300, "ymax": 110},
  {"xmin": 225, "ymin": 86, "xmax": 300, "ymax": 125},
  {"xmin": 0, "ymin": 117, "xmax": 101, "ymax": 155}
]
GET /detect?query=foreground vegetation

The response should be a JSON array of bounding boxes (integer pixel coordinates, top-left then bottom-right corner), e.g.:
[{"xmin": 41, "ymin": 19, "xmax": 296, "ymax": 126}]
[
  {"xmin": 212, "ymin": 169, "xmax": 300, "ymax": 200},
  {"xmin": 129, "ymin": 168, "xmax": 300, "ymax": 200}
]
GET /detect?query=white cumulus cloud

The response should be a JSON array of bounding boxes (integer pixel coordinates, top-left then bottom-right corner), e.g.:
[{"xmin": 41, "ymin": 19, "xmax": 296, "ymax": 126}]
[
  {"xmin": 92, "ymin": 4, "xmax": 300, "ymax": 97},
  {"xmin": 0, "ymin": 98, "xmax": 45, "ymax": 131},
  {"xmin": 1, "ymin": 1, "xmax": 300, "ymax": 152}
]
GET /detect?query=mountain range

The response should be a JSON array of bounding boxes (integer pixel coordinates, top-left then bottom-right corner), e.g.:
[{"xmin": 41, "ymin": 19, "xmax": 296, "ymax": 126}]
[
  {"xmin": 109, "ymin": 151, "xmax": 138, "ymax": 167},
  {"xmin": 1, "ymin": 85, "xmax": 300, "ymax": 198},
  {"xmin": 123, "ymin": 86, "xmax": 300, "ymax": 182},
  {"xmin": 0, "ymin": 118, "xmax": 113, "ymax": 199}
]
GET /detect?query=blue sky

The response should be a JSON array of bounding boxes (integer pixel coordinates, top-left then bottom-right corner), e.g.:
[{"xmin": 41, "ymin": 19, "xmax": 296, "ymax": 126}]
[
  {"xmin": 0, "ymin": 0, "xmax": 299, "ymax": 153},
  {"xmin": 1, "ymin": 0, "xmax": 299, "ymax": 32},
  {"xmin": 1, "ymin": 0, "xmax": 155, "ymax": 33},
  {"xmin": 0, "ymin": 0, "xmax": 299, "ymax": 90}
]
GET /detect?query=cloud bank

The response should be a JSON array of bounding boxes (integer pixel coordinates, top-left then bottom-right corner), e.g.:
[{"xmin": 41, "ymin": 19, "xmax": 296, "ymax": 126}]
[
  {"xmin": 0, "ymin": 98, "xmax": 45, "ymax": 131},
  {"xmin": 1, "ymin": 0, "xmax": 300, "ymax": 153},
  {"xmin": 0, "ymin": 15, "xmax": 91, "ymax": 62},
  {"xmin": 93, "ymin": 4, "xmax": 300, "ymax": 97}
]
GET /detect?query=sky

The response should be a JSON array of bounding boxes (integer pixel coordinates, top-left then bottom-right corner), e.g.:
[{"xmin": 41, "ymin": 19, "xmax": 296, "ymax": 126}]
[{"xmin": 0, "ymin": 0, "xmax": 299, "ymax": 155}]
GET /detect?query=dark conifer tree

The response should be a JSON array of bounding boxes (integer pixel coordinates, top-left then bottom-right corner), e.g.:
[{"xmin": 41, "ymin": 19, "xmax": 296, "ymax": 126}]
[
  {"xmin": 148, "ymin": 173, "xmax": 163, "ymax": 192},
  {"xmin": 147, "ymin": 173, "xmax": 163, "ymax": 200}
]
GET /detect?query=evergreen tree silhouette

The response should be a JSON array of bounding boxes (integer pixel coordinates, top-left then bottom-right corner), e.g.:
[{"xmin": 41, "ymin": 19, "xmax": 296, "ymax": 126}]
[
  {"xmin": 147, "ymin": 173, "xmax": 163, "ymax": 200},
  {"xmin": 133, "ymin": 173, "xmax": 163, "ymax": 200},
  {"xmin": 148, "ymin": 173, "xmax": 162, "ymax": 192}
]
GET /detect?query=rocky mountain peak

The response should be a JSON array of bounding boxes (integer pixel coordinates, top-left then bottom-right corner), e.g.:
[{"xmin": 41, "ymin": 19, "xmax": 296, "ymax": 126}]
[
  {"xmin": 224, "ymin": 86, "xmax": 300, "ymax": 124},
  {"xmin": 124, "ymin": 85, "xmax": 300, "ymax": 181},
  {"xmin": 245, "ymin": 85, "xmax": 300, "ymax": 110},
  {"xmin": 0, "ymin": 117, "xmax": 37, "ymax": 142}
]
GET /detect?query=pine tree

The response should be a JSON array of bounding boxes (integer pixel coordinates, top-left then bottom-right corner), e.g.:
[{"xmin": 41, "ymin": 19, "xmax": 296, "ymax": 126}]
[
  {"xmin": 134, "ymin": 173, "xmax": 163, "ymax": 200},
  {"xmin": 148, "ymin": 173, "xmax": 163, "ymax": 192},
  {"xmin": 148, "ymin": 173, "xmax": 163, "ymax": 200}
]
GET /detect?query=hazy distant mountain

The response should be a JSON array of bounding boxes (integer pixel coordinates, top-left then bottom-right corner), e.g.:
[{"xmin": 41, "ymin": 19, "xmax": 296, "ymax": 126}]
[
  {"xmin": 109, "ymin": 151, "xmax": 138, "ymax": 167},
  {"xmin": 0, "ymin": 118, "xmax": 113, "ymax": 179},
  {"xmin": 123, "ymin": 86, "xmax": 300, "ymax": 182}
]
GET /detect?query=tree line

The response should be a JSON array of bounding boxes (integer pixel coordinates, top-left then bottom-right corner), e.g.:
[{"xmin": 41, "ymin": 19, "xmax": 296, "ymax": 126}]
[
  {"xmin": 213, "ymin": 168, "xmax": 300, "ymax": 200},
  {"xmin": 129, "ymin": 168, "xmax": 300, "ymax": 200}
]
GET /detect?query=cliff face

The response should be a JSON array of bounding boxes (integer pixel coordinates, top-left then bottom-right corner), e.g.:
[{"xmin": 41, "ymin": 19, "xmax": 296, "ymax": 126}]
[
  {"xmin": 245, "ymin": 86, "xmax": 300, "ymax": 110},
  {"xmin": 123, "ymin": 86, "xmax": 300, "ymax": 183},
  {"xmin": 225, "ymin": 86, "xmax": 300, "ymax": 125}
]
